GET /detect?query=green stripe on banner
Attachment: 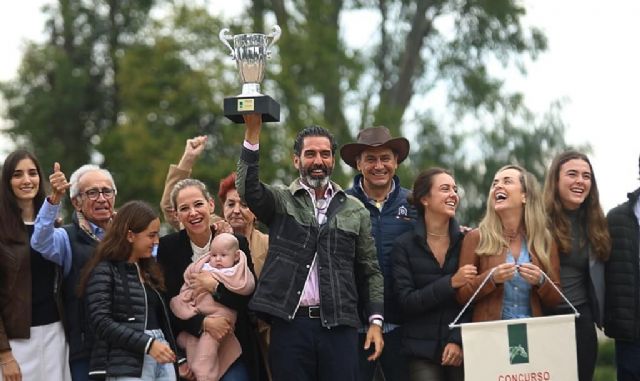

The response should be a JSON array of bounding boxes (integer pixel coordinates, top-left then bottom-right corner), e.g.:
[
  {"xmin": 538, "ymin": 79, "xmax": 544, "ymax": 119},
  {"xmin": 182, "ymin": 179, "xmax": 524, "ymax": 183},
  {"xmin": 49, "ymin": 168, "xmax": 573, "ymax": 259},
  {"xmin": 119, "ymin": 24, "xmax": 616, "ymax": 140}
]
[{"xmin": 508, "ymin": 323, "xmax": 529, "ymax": 365}]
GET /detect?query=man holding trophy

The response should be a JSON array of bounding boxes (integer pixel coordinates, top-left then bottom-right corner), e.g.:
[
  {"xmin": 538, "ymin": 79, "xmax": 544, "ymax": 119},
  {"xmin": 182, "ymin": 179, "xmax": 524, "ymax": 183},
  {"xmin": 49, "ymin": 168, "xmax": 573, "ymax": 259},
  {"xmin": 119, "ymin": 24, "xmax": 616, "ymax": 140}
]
[
  {"xmin": 235, "ymin": 113, "xmax": 385, "ymax": 380},
  {"xmin": 221, "ymin": 25, "xmax": 384, "ymax": 380}
]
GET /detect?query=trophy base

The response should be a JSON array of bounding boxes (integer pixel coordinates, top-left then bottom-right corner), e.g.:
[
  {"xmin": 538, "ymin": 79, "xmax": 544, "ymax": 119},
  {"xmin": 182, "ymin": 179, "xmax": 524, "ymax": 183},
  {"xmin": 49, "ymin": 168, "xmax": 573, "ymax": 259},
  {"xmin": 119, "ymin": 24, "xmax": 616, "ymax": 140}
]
[{"xmin": 223, "ymin": 95, "xmax": 280, "ymax": 123}]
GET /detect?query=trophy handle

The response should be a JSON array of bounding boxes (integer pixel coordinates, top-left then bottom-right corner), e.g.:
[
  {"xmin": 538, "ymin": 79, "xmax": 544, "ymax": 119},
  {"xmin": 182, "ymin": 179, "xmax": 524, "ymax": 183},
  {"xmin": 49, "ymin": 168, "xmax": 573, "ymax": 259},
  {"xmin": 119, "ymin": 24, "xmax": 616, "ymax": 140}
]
[
  {"xmin": 266, "ymin": 25, "xmax": 282, "ymax": 52},
  {"xmin": 219, "ymin": 28, "xmax": 235, "ymax": 59}
]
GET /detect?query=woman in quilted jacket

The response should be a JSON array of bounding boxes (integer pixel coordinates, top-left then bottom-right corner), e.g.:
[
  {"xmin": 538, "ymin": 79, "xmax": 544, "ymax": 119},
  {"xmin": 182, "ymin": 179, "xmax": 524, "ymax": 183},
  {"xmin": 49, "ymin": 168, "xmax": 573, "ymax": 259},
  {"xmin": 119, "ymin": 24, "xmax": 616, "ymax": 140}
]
[{"xmin": 79, "ymin": 200, "xmax": 178, "ymax": 380}]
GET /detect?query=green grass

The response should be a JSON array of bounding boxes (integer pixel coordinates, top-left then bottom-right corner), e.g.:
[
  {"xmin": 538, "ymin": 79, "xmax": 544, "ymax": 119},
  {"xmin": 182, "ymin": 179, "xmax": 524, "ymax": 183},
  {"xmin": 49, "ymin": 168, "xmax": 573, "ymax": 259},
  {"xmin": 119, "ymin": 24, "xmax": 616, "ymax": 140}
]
[{"xmin": 595, "ymin": 338, "xmax": 616, "ymax": 381}]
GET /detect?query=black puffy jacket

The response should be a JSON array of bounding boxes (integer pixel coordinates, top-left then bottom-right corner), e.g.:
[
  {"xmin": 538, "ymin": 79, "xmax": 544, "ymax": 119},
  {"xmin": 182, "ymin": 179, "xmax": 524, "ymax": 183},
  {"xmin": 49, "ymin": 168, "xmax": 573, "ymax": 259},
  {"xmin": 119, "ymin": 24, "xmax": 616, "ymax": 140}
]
[
  {"xmin": 605, "ymin": 187, "xmax": 640, "ymax": 340},
  {"xmin": 85, "ymin": 260, "xmax": 177, "ymax": 379},
  {"xmin": 391, "ymin": 218, "xmax": 469, "ymax": 360}
]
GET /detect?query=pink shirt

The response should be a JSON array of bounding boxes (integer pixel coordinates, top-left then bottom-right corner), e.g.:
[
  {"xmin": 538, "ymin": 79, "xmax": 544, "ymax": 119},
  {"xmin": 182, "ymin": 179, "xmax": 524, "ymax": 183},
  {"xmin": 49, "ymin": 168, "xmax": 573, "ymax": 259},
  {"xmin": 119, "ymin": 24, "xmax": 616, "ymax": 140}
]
[
  {"xmin": 297, "ymin": 181, "xmax": 334, "ymax": 307},
  {"xmin": 243, "ymin": 140, "xmax": 383, "ymax": 323}
]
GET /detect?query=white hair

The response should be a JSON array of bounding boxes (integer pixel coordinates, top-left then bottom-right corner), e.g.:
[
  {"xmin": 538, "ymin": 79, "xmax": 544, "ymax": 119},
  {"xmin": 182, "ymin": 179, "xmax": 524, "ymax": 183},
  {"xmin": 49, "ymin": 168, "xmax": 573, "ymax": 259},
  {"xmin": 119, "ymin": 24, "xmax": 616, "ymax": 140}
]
[{"xmin": 69, "ymin": 164, "xmax": 117, "ymax": 199}]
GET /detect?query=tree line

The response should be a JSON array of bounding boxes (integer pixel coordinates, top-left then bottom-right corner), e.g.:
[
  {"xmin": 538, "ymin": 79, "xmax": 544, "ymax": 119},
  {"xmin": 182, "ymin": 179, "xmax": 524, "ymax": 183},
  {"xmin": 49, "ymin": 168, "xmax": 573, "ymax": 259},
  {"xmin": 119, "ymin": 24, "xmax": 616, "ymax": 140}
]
[{"xmin": 0, "ymin": 0, "xmax": 582, "ymax": 223}]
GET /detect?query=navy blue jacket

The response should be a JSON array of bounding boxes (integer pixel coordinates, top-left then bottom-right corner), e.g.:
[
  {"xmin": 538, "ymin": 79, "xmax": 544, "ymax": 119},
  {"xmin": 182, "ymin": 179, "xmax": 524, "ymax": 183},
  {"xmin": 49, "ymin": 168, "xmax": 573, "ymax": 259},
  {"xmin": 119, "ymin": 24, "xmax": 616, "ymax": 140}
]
[
  {"xmin": 346, "ymin": 174, "xmax": 417, "ymax": 324},
  {"xmin": 391, "ymin": 218, "xmax": 468, "ymax": 359}
]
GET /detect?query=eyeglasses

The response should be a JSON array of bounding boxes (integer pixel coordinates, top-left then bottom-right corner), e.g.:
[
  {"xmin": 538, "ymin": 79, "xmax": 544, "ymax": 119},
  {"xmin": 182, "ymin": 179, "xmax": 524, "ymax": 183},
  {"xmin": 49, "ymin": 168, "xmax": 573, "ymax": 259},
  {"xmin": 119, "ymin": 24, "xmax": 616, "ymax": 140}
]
[{"xmin": 81, "ymin": 187, "xmax": 116, "ymax": 200}]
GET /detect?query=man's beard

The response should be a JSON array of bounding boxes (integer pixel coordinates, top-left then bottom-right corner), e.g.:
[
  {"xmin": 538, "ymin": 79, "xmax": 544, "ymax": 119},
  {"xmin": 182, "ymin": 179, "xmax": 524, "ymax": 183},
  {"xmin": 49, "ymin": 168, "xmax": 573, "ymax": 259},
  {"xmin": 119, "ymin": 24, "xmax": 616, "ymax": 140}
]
[{"xmin": 300, "ymin": 164, "xmax": 332, "ymax": 190}]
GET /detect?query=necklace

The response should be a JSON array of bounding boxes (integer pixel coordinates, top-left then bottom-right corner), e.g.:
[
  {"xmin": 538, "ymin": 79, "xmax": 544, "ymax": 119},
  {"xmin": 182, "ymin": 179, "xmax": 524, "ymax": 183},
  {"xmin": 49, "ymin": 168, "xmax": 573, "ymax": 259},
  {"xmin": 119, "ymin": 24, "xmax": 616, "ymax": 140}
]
[
  {"xmin": 315, "ymin": 198, "xmax": 329, "ymax": 210},
  {"xmin": 503, "ymin": 229, "xmax": 520, "ymax": 243},
  {"xmin": 427, "ymin": 231, "xmax": 448, "ymax": 238}
]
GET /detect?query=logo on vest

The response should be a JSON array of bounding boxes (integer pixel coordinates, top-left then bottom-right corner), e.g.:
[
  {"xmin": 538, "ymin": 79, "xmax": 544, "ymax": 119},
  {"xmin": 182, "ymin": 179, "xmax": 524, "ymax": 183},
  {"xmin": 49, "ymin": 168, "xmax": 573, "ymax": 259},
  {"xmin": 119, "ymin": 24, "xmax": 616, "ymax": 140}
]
[{"xmin": 397, "ymin": 205, "xmax": 408, "ymax": 218}]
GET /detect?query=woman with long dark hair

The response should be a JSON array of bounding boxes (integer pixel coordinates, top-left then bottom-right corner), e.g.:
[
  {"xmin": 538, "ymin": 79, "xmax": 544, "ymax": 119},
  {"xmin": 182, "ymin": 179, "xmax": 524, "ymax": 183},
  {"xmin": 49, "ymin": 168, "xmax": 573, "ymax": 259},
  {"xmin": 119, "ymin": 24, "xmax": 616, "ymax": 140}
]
[
  {"xmin": 0, "ymin": 149, "xmax": 70, "ymax": 381},
  {"xmin": 79, "ymin": 200, "xmax": 177, "ymax": 380},
  {"xmin": 543, "ymin": 151, "xmax": 610, "ymax": 381}
]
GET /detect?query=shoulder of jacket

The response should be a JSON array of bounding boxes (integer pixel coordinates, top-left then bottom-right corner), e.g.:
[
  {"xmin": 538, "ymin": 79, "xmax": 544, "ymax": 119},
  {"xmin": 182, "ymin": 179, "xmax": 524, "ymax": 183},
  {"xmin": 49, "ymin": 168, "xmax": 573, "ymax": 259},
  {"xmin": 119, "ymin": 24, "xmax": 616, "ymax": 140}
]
[
  {"xmin": 62, "ymin": 223, "xmax": 76, "ymax": 236},
  {"xmin": 343, "ymin": 194, "xmax": 368, "ymax": 210},
  {"xmin": 93, "ymin": 261, "xmax": 117, "ymax": 273},
  {"xmin": 608, "ymin": 202, "xmax": 634, "ymax": 220},
  {"xmin": 159, "ymin": 230, "xmax": 188, "ymax": 250}
]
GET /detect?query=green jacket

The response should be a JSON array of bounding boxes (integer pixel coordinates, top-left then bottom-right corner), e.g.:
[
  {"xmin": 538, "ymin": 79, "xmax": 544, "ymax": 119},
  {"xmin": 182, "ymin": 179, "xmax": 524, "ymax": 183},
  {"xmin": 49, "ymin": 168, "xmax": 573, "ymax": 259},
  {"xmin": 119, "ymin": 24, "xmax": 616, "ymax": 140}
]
[{"xmin": 236, "ymin": 147, "xmax": 383, "ymax": 328}]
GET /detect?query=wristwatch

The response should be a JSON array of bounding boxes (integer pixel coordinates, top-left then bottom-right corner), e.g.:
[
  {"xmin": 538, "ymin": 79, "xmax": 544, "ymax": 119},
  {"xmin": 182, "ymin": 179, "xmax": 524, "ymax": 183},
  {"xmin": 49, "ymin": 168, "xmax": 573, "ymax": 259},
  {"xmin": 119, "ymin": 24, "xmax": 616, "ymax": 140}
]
[{"xmin": 371, "ymin": 318, "xmax": 383, "ymax": 328}]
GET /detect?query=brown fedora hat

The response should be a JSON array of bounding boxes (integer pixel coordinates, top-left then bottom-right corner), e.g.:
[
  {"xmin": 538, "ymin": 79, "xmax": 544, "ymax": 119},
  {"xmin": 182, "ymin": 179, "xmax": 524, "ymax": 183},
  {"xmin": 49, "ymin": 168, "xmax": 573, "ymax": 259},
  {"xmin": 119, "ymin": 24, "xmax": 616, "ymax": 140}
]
[{"xmin": 340, "ymin": 126, "xmax": 410, "ymax": 169}]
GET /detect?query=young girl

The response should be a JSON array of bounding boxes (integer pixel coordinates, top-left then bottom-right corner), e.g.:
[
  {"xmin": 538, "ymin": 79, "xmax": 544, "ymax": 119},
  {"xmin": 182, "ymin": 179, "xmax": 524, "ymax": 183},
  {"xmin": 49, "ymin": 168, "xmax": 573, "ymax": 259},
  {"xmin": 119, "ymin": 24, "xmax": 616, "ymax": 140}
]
[
  {"xmin": 0, "ymin": 150, "xmax": 70, "ymax": 381},
  {"xmin": 79, "ymin": 200, "xmax": 177, "ymax": 380},
  {"xmin": 171, "ymin": 233, "xmax": 255, "ymax": 381}
]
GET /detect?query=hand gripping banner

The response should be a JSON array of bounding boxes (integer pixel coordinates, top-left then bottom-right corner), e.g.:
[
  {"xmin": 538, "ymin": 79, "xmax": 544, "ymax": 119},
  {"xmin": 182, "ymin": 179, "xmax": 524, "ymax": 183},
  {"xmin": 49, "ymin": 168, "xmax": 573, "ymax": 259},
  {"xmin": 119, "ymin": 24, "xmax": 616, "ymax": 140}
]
[{"xmin": 450, "ymin": 268, "xmax": 579, "ymax": 381}]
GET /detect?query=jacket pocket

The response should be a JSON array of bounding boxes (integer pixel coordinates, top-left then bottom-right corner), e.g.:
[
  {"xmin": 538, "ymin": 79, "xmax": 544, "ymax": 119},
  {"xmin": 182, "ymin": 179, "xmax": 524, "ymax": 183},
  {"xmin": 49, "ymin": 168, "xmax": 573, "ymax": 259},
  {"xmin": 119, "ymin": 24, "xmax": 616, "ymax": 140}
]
[
  {"xmin": 256, "ymin": 255, "xmax": 300, "ymax": 308},
  {"xmin": 335, "ymin": 269, "xmax": 358, "ymax": 317},
  {"xmin": 334, "ymin": 213, "xmax": 359, "ymax": 262},
  {"xmin": 273, "ymin": 212, "xmax": 312, "ymax": 250}
]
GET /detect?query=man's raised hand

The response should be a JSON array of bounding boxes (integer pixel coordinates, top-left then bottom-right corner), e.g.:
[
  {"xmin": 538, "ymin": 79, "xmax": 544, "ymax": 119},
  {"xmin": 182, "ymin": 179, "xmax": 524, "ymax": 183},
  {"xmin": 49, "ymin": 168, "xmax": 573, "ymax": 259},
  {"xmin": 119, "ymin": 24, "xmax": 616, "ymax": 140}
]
[{"xmin": 48, "ymin": 162, "xmax": 70, "ymax": 205}]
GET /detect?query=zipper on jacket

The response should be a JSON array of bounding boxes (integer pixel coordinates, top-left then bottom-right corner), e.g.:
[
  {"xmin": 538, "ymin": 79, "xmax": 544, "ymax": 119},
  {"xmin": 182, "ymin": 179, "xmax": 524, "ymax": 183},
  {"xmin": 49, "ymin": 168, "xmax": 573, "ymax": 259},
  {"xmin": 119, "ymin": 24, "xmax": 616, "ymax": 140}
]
[
  {"xmin": 153, "ymin": 286, "xmax": 178, "ymax": 353},
  {"xmin": 134, "ymin": 263, "xmax": 148, "ymax": 328}
]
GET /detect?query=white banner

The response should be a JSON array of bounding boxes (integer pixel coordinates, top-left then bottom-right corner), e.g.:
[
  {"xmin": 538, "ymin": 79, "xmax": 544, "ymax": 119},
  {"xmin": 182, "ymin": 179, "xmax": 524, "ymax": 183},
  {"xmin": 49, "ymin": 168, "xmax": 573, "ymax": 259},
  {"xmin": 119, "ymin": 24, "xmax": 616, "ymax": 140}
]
[{"xmin": 460, "ymin": 314, "xmax": 577, "ymax": 381}]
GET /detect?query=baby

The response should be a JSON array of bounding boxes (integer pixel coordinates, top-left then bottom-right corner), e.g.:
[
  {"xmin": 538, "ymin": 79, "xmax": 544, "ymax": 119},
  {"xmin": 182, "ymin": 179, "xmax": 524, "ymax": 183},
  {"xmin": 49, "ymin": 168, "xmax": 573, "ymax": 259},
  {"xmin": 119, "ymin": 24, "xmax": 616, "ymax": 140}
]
[{"xmin": 170, "ymin": 233, "xmax": 255, "ymax": 381}]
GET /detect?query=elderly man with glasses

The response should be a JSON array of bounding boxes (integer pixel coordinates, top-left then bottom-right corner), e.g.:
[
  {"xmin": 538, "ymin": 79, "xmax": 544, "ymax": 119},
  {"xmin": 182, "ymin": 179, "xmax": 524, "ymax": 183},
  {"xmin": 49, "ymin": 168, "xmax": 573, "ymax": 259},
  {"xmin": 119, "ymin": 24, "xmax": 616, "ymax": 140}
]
[{"xmin": 31, "ymin": 163, "xmax": 118, "ymax": 381}]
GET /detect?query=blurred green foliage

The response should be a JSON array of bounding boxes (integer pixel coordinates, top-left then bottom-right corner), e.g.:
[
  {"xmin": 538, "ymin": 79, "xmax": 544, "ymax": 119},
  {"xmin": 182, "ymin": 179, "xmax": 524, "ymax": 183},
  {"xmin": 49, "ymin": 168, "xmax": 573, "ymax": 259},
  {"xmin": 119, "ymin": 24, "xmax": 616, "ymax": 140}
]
[{"xmin": 1, "ymin": 0, "xmax": 580, "ymax": 223}]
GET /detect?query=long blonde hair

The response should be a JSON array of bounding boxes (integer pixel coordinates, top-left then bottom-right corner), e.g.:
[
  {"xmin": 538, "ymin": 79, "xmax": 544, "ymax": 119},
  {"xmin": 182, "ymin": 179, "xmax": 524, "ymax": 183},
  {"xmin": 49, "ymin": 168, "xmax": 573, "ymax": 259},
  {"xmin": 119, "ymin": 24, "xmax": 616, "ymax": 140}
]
[{"xmin": 476, "ymin": 165, "xmax": 553, "ymax": 271}]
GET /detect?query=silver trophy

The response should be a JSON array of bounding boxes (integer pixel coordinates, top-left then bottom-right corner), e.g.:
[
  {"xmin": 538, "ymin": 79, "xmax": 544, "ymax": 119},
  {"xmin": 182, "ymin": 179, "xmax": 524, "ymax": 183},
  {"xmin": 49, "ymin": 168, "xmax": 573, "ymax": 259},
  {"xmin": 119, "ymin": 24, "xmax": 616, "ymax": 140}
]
[{"xmin": 219, "ymin": 26, "xmax": 282, "ymax": 123}]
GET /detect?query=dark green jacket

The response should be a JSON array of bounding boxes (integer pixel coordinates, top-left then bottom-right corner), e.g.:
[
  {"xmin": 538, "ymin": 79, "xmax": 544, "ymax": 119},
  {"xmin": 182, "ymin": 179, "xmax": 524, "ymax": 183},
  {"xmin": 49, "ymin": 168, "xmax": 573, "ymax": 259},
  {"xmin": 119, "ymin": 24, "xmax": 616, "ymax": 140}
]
[{"xmin": 237, "ymin": 147, "xmax": 383, "ymax": 328}]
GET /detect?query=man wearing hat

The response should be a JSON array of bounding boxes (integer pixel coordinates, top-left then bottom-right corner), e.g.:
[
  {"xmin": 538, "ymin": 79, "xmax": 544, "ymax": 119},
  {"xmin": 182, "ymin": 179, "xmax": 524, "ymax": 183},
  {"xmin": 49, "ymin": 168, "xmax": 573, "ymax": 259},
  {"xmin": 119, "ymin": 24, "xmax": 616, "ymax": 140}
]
[{"xmin": 341, "ymin": 126, "xmax": 417, "ymax": 381}]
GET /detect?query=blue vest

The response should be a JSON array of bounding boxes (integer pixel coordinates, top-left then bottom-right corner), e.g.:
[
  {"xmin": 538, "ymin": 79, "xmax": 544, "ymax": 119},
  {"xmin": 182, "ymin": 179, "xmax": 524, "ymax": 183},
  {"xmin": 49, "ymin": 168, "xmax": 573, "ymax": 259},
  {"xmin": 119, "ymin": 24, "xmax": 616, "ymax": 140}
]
[{"xmin": 346, "ymin": 174, "xmax": 417, "ymax": 323}]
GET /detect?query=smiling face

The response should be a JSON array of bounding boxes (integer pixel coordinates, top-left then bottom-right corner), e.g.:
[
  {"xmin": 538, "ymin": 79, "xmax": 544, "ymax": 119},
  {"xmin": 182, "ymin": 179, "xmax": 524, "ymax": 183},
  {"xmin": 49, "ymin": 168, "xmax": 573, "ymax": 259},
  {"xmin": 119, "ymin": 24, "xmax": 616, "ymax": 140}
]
[
  {"xmin": 491, "ymin": 167, "xmax": 526, "ymax": 214},
  {"xmin": 175, "ymin": 185, "xmax": 215, "ymax": 236},
  {"xmin": 422, "ymin": 173, "xmax": 459, "ymax": 218},
  {"xmin": 11, "ymin": 158, "xmax": 40, "ymax": 204},
  {"xmin": 294, "ymin": 136, "xmax": 335, "ymax": 190},
  {"xmin": 72, "ymin": 170, "xmax": 116, "ymax": 227},
  {"xmin": 557, "ymin": 159, "xmax": 592, "ymax": 210},
  {"xmin": 356, "ymin": 147, "xmax": 398, "ymax": 193},
  {"xmin": 128, "ymin": 218, "xmax": 160, "ymax": 262}
]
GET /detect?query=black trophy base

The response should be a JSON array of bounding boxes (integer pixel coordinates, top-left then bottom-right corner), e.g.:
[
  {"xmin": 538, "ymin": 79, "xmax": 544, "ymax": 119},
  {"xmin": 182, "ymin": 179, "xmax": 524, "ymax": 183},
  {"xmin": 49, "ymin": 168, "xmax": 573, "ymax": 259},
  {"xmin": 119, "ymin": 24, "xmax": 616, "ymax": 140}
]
[{"xmin": 223, "ymin": 95, "xmax": 280, "ymax": 123}]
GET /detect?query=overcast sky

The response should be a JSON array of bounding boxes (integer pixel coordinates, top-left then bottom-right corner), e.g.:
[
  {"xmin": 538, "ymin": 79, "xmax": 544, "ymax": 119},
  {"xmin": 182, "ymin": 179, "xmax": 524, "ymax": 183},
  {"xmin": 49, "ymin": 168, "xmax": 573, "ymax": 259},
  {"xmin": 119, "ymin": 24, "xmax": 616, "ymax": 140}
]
[{"xmin": 1, "ymin": 1, "xmax": 638, "ymax": 212}]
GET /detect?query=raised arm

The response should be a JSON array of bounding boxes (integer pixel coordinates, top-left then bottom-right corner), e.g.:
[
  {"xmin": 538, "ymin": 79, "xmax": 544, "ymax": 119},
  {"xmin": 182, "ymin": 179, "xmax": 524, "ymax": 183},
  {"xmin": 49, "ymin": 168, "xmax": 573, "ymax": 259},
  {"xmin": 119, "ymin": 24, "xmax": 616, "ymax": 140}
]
[
  {"xmin": 236, "ymin": 114, "xmax": 277, "ymax": 225},
  {"xmin": 160, "ymin": 136, "xmax": 208, "ymax": 229},
  {"xmin": 31, "ymin": 162, "xmax": 73, "ymax": 276}
]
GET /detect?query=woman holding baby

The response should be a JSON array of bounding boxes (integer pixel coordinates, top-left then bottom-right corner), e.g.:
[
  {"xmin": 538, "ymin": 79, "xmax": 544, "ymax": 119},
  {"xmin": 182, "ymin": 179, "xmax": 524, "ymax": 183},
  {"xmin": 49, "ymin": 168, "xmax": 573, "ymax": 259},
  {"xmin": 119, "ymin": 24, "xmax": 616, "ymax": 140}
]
[{"xmin": 157, "ymin": 179, "xmax": 261, "ymax": 381}]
